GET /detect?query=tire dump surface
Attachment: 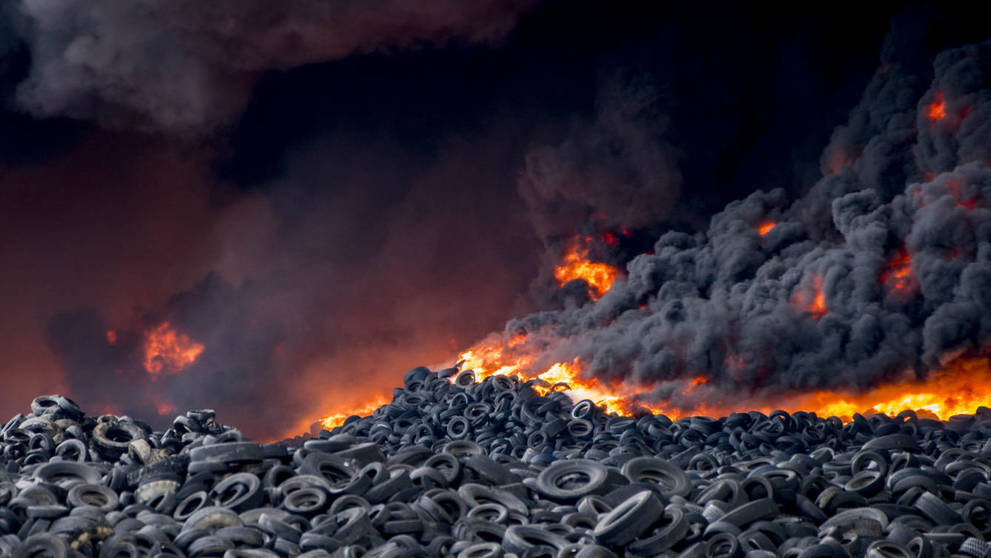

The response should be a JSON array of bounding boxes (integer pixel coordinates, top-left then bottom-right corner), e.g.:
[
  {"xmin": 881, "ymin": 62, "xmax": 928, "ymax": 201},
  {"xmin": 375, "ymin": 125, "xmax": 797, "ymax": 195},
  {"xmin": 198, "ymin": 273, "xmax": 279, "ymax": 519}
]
[{"xmin": 3, "ymin": 369, "xmax": 991, "ymax": 558}]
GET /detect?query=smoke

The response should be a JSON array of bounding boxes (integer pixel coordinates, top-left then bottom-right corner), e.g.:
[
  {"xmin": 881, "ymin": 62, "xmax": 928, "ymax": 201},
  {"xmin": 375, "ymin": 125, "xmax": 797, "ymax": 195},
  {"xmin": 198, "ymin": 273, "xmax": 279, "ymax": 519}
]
[
  {"xmin": 7, "ymin": 0, "xmax": 536, "ymax": 129},
  {"xmin": 487, "ymin": 38, "xmax": 991, "ymax": 412},
  {"xmin": 28, "ymin": 129, "xmax": 542, "ymax": 441},
  {"xmin": 519, "ymin": 73, "xmax": 681, "ymax": 243},
  {"xmin": 5, "ymin": 1, "xmax": 982, "ymax": 439}
]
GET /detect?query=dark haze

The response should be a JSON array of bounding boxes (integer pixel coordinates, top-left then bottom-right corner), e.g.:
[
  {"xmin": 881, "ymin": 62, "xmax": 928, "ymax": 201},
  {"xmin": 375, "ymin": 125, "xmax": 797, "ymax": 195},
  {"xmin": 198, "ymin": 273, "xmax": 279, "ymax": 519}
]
[{"xmin": 1, "ymin": 1, "xmax": 985, "ymax": 439}]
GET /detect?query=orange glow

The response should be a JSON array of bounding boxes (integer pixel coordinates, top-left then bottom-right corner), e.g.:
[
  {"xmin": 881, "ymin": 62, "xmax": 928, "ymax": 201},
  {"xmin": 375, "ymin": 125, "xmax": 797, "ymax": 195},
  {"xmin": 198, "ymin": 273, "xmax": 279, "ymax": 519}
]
[
  {"xmin": 106, "ymin": 330, "xmax": 117, "ymax": 345},
  {"xmin": 757, "ymin": 221, "xmax": 776, "ymax": 236},
  {"xmin": 928, "ymin": 91, "xmax": 946, "ymax": 121},
  {"xmin": 319, "ymin": 395, "xmax": 390, "ymax": 430},
  {"xmin": 797, "ymin": 356, "xmax": 991, "ymax": 421},
  {"xmin": 155, "ymin": 401, "xmax": 177, "ymax": 416},
  {"xmin": 791, "ymin": 274, "xmax": 827, "ymax": 319},
  {"xmin": 881, "ymin": 250, "xmax": 914, "ymax": 295},
  {"xmin": 454, "ymin": 333, "xmax": 991, "ymax": 423},
  {"xmin": 313, "ymin": 336, "xmax": 991, "ymax": 438},
  {"xmin": 143, "ymin": 322, "xmax": 205, "ymax": 376},
  {"xmin": 554, "ymin": 236, "xmax": 620, "ymax": 300}
]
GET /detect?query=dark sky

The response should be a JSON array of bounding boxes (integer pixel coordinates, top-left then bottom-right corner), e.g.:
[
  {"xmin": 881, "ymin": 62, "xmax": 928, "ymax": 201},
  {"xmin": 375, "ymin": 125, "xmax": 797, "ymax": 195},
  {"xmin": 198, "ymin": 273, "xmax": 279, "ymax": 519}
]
[{"xmin": 1, "ymin": 0, "xmax": 984, "ymax": 439}]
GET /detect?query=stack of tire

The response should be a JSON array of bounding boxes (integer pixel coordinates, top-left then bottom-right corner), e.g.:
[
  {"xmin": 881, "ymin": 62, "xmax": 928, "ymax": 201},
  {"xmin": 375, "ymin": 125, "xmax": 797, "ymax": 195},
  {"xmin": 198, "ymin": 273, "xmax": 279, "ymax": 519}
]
[{"xmin": 2, "ymin": 366, "xmax": 991, "ymax": 558}]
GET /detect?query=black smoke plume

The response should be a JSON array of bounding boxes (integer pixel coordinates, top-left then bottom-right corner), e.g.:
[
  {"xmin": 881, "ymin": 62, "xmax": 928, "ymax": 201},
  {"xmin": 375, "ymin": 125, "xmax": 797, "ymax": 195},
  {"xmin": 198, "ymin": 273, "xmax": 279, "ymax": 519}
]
[{"xmin": 483, "ymin": 37, "xmax": 991, "ymax": 412}]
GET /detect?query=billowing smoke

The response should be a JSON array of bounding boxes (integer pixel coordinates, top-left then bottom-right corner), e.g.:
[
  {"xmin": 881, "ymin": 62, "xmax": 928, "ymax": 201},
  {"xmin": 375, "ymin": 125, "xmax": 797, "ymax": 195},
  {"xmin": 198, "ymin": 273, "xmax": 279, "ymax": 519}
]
[
  {"xmin": 4, "ymin": 1, "xmax": 985, "ymax": 440},
  {"xmin": 483, "ymin": 38, "xmax": 991, "ymax": 412},
  {"xmin": 5, "ymin": 0, "xmax": 535, "ymax": 129}
]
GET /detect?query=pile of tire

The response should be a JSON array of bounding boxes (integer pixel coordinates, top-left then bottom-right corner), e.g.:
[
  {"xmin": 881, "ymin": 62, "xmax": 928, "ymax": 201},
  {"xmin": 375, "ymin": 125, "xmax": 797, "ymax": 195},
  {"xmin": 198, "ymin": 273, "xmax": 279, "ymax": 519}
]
[{"xmin": 3, "ymin": 367, "xmax": 991, "ymax": 558}]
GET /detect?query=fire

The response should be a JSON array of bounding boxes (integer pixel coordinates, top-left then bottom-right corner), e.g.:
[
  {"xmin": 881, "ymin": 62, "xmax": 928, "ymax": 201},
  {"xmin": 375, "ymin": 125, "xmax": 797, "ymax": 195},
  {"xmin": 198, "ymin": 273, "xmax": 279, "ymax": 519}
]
[
  {"xmin": 155, "ymin": 401, "xmax": 177, "ymax": 416},
  {"xmin": 319, "ymin": 395, "xmax": 390, "ymax": 430},
  {"xmin": 313, "ymin": 334, "xmax": 991, "ymax": 438},
  {"xmin": 106, "ymin": 330, "xmax": 117, "ymax": 345},
  {"xmin": 554, "ymin": 236, "xmax": 620, "ymax": 300},
  {"xmin": 881, "ymin": 250, "xmax": 914, "ymax": 295},
  {"xmin": 455, "ymin": 340, "xmax": 710, "ymax": 418},
  {"xmin": 928, "ymin": 91, "xmax": 946, "ymax": 121},
  {"xmin": 791, "ymin": 274, "xmax": 827, "ymax": 319},
  {"xmin": 454, "ymin": 333, "xmax": 991, "ymax": 424},
  {"xmin": 757, "ymin": 221, "xmax": 776, "ymax": 236},
  {"xmin": 797, "ymin": 356, "xmax": 991, "ymax": 420},
  {"xmin": 143, "ymin": 322, "xmax": 205, "ymax": 376}
]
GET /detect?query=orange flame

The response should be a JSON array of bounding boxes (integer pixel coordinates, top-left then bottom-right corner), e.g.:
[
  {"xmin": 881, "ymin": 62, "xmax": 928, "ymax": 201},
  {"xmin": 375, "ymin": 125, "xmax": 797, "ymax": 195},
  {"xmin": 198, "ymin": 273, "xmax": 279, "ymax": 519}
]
[
  {"xmin": 554, "ymin": 236, "xmax": 620, "ymax": 300},
  {"xmin": 757, "ymin": 221, "xmax": 776, "ymax": 236},
  {"xmin": 455, "ymin": 332, "xmax": 991, "ymax": 422},
  {"xmin": 928, "ymin": 91, "xmax": 946, "ymax": 121},
  {"xmin": 313, "ymin": 335, "xmax": 991, "ymax": 437},
  {"xmin": 106, "ymin": 330, "xmax": 117, "ymax": 345},
  {"xmin": 798, "ymin": 356, "xmax": 991, "ymax": 420},
  {"xmin": 881, "ymin": 250, "xmax": 914, "ymax": 296},
  {"xmin": 143, "ymin": 322, "xmax": 205, "ymax": 376},
  {"xmin": 319, "ymin": 395, "xmax": 390, "ymax": 430},
  {"xmin": 791, "ymin": 274, "xmax": 827, "ymax": 319}
]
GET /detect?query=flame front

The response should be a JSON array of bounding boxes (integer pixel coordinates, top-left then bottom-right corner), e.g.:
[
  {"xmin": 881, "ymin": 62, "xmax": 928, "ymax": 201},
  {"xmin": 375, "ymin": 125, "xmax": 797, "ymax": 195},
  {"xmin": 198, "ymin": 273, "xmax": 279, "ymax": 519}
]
[
  {"xmin": 454, "ymin": 334, "xmax": 991, "ymax": 423},
  {"xmin": 143, "ymin": 322, "xmax": 205, "ymax": 376},
  {"xmin": 314, "ymin": 335, "xmax": 991, "ymax": 434},
  {"xmin": 554, "ymin": 236, "xmax": 620, "ymax": 300},
  {"xmin": 757, "ymin": 221, "xmax": 776, "ymax": 236},
  {"xmin": 319, "ymin": 395, "xmax": 390, "ymax": 430}
]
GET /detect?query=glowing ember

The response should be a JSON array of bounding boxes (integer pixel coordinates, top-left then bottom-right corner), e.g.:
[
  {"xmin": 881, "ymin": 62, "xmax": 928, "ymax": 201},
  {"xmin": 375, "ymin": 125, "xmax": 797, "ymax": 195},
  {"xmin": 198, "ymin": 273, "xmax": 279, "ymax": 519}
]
[
  {"xmin": 757, "ymin": 221, "xmax": 776, "ymax": 236},
  {"xmin": 554, "ymin": 236, "xmax": 620, "ymax": 300},
  {"xmin": 881, "ymin": 250, "xmax": 914, "ymax": 295},
  {"xmin": 106, "ymin": 330, "xmax": 117, "ymax": 345},
  {"xmin": 155, "ymin": 401, "xmax": 177, "ymax": 416},
  {"xmin": 791, "ymin": 274, "xmax": 827, "ymax": 319},
  {"xmin": 319, "ymin": 395, "xmax": 390, "ymax": 430},
  {"xmin": 928, "ymin": 91, "xmax": 946, "ymax": 121},
  {"xmin": 143, "ymin": 322, "xmax": 205, "ymax": 376}
]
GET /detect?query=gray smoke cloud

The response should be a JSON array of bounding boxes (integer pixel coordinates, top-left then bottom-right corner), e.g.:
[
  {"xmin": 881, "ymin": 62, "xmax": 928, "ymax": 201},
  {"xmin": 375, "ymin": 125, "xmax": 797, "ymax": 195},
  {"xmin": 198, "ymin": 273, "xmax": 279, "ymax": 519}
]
[
  {"xmin": 7, "ymin": 0, "xmax": 536, "ymax": 129},
  {"xmin": 481, "ymin": 38, "xmax": 991, "ymax": 412}
]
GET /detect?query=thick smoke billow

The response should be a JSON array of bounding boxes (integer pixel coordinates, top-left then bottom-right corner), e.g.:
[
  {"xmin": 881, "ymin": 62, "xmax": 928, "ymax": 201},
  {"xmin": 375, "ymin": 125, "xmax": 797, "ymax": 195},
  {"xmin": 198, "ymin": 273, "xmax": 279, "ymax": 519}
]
[
  {"xmin": 491, "ymin": 39, "xmax": 991, "ymax": 411},
  {"xmin": 7, "ymin": 0, "xmax": 535, "ymax": 129}
]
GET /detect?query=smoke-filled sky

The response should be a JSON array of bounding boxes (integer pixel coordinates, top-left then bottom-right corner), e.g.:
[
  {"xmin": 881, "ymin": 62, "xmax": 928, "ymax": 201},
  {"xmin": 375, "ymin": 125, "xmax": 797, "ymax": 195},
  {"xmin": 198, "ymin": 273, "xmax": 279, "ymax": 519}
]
[{"xmin": 1, "ymin": 1, "xmax": 987, "ymax": 440}]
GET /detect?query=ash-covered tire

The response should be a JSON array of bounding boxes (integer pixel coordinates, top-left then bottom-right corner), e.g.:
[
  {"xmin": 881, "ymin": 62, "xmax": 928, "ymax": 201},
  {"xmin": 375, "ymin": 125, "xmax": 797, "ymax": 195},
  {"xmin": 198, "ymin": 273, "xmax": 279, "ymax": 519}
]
[
  {"xmin": 457, "ymin": 542, "xmax": 505, "ymax": 558},
  {"xmin": 533, "ymin": 459, "xmax": 611, "ymax": 503},
  {"xmin": 182, "ymin": 506, "xmax": 243, "ymax": 533},
  {"xmin": 621, "ymin": 457, "xmax": 691, "ymax": 498},
  {"xmin": 865, "ymin": 540, "xmax": 914, "ymax": 558},
  {"xmin": 33, "ymin": 461, "xmax": 103, "ymax": 486},
  {"xmin": 502, "ymin": 525, "xmax": 569, "ymax": 554},
  {"xmin": 914, "ymin": 491, "xmax": 963, "ymax": 524},
  {"xmin": 188, "ymin": 442, "xmax": 263, "ymax": 464},
  {"xmin": 67, "ymin": 483, "xmax": 119, "ymax": 512},
  {"xmin": 719, "ymin": 499, "xmax": 779, "ymax": 529},
  {"xmin": 91, "ymin": 420, "xmax": 146, "ymax": 460},
  {"xmin": 209, "ymin": 472, "xmax": 263, "ymax": 513},
  {"xmin": 626, "ymin": 506, "xmax": 689, "ymax": 555},
  {"xmin": 592, "ymin": 490, "xmax": 663, "ymax": 546}
]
